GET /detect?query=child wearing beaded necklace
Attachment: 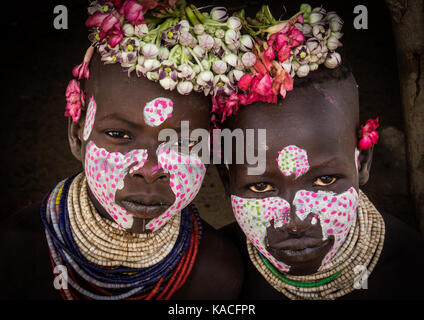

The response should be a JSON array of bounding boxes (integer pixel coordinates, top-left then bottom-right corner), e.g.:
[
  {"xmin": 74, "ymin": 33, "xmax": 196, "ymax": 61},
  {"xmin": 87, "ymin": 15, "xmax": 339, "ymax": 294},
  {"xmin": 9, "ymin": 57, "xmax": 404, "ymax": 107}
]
[
  {"xmin": 212, "ymin": 4, "xmax": 424, "ymax": 299},
  {"xmin": 0, "ymin": 1, "xmax": 244, "ymax": 300}
]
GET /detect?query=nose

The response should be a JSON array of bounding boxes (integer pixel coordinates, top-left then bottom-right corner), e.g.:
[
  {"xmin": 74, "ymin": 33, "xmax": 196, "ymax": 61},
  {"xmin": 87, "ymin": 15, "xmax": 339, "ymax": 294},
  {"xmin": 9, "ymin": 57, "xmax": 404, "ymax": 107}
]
[
  {"xmin": 129, "ymin": 155, "xmax": 169, "ymax": 184},
  {"xmin": 274, "ymin": 205, "xmax": 310, "ymax": 236}
]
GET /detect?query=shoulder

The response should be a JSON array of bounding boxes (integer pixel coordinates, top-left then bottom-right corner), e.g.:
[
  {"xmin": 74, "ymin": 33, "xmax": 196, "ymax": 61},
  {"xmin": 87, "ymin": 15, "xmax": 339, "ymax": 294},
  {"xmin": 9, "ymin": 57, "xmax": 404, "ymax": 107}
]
[
  {"xmin": 0, "ymin": 203, "xmax": 60, "ymax": 299},
  {"xmin": 173, "ymin": 219, "xmax": 244, "ymax": 299}
]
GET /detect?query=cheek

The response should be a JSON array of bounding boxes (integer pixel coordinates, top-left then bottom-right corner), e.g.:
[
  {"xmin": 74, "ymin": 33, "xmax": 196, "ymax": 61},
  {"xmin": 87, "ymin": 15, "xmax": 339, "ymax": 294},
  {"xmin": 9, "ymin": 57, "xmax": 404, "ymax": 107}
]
[
  {"xmin": 83, "ymin": 96, "xmax": 97, "ymax": 141},
  {"xmin": 145, "ymin": 144, "xmax": 206, "ymax": 231},
  {"xmin": 231, "ymin": 195, "xmax": 291, "ymax": 272}
]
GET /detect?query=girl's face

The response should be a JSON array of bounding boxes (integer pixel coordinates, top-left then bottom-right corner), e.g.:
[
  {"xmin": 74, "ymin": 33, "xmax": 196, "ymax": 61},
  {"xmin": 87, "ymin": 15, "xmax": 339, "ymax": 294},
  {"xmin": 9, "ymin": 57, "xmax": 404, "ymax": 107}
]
[
  {"xmin": 226, "ymin": 78, "xmax": 368, "ymax": 275},
  {"xmin": 72, "ymin": 61, "xmax": 209, "ymax": 234}
]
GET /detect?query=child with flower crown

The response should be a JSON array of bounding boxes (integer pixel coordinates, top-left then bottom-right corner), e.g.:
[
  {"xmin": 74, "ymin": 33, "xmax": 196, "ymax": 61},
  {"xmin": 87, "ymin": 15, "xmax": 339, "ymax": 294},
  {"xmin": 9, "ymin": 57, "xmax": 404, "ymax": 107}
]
[
  {"xmin": 0, "ymin": 0, "xmax": 248, "ymax": 300},
  {"xmin": 215, "ymin": 4, "xmax": 424, "ymax": 299}
]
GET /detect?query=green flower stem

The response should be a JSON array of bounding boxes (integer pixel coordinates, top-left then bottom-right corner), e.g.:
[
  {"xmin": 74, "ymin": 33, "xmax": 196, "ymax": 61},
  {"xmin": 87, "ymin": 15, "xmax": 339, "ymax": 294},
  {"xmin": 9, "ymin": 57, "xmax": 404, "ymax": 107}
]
[
  {"xmin": 169, "ymin": 44, "xmax": 180, "ymax": 62},
  {"xmin": 190, "ymin": 5, "xmax": 206, "ymax": 24},
  {"xmin": 185, "ymin": 6, "xmax": 200, "ymax": 26},
  {"xmin": 186, "ymin": 47, "xmax": 204, "ymax": 72}
]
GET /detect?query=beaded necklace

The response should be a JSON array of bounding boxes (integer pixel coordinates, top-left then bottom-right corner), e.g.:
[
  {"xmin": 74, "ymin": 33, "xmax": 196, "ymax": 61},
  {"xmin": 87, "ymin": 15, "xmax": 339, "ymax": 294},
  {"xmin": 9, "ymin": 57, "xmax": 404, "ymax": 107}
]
[
  {"xmin": 247, "ymin": 190, "xmax": 385, "ymax": 300},
  {"xmin": 41, "ymin": 173, "xmax": 202, "ymax": 300}
]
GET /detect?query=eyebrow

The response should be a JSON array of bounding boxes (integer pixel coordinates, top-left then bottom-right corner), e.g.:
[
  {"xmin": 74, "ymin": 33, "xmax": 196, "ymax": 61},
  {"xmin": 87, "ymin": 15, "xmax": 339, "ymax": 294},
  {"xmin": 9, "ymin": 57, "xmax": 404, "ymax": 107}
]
[
  {"xmin": 308, "ymin": 156, "xmax": 349, "ymax": 172},
  {"xmin": 97, "ymin": 113, "xmax": 139, "ymax": 127}
]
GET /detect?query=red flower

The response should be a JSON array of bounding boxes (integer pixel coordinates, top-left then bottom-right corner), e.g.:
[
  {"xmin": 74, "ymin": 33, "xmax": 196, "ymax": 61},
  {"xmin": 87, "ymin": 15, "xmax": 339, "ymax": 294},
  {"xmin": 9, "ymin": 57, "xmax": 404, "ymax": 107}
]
[
  {"xmin": 238, "ymin": 74, "xmax": 254, "ymax": 91},
  {"xmin": 65, "ymin": 80, "xmax": 85, "ymax": 123},
  {"xmin": 119, "ymin": 0, "xmax": 145, "ymax": 25},
  {"xmin": 358, "ymin": 118, "xmax": 379, "ymax": 149}
]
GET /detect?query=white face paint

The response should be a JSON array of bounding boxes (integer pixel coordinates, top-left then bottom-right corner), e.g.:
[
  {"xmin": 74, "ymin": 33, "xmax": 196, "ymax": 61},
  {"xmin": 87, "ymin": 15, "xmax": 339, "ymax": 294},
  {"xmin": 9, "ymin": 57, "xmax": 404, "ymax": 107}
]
[
  {"xmin": 146, "ymin": 142, "xmax": 206, "ymax": 231},
  {"xmin": 276, "ymin": 145, "xmax": 309, "ymax": 178},
  {"xmin": 83, "ymin": 96, "xmax": 96, "ymax": 141},
  {"xmin": 231, "ymin": 145, "xmax": 359, "ymax": 272},
  {"xmin": 143, "ymin": 97, "xmax": 173, "ymax": 127},
  {"xmin": 84, "ymin": 141, "xmax": 148, "ymax": 229},
  {"xmin": 84, "ymin": 96, "xmax": 205, "ymax": 232}
]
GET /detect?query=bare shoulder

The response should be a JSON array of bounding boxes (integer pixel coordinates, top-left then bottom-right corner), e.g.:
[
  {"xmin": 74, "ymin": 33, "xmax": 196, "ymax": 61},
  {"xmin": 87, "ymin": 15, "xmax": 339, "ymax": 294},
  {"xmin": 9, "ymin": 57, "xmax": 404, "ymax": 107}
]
[{"xmin": 172, "ymin": 220, "xmax": 244, "ymax": 299}]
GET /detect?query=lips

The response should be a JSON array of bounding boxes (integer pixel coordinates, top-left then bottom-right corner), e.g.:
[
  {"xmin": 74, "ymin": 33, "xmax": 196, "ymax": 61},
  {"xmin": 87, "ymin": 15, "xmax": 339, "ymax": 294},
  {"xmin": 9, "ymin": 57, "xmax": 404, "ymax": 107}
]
[
  {"xmin": 267, "ymin": 237, "xmax": 331, "ymax": 264},
  {"xmin": 118, "ymin": 196, "xmax": 171, "ymax": 219}
]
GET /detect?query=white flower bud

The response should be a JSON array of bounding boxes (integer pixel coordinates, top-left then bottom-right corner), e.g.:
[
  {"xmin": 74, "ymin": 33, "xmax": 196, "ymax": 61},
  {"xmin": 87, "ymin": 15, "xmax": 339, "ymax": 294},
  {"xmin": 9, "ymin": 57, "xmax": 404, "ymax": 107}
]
[
  {"xmin": 329, "ymin": 16, "xmax": 343, "ymax": 32},
  {"xmin": 227, "ymin": 43, "xmax": 240, "ymax": 52},
  {"xmin": 281, "ymin": 60, "xmax": 292, "ymax": 74},
  {"xmin": 332, "ymin": 31, "xmax": 343, "ymax": 40},
  {"xmin": 228, "ymin": 69, "xmax": 245, "ymax": 83},
  {"xmin": 159, "ymin": 77, "xmax": 177, "ymax": 90},
  {"xmin": 193, "ymin": 45, "xmax": 206, "ymax": 59},
  {"xmin": 224, "ymin": 53, "xmax": 238, "ymax": 67},
  {"xmin": 193, "ymin": 65, "xmax": 201, "ymax": 74},
  {"xmin": 327, "ymin": 35, "xmax": 342, "ymax": 51},
  {"xmin": 180, "ymin": 32, "xmax": 197, "ymax": 47},
  {"xmin": 306, "ymin": 38, "xmax": 321, "ymax": 55},
  {"xmin": 143, "ymin": 58, "xmax": 160, "ymax": 72},
  {"xmin": 179, "ymin": 20, "xmax": 190, "ymax": 33},
  {"xmin": 309, "ymin": 63, "xmax": 319, "ymax": 71},
  {"xmin": 241, "ymin": 52, "xmax": 256, "ymax": 67},
  {"xmin": 291, "ymin": 60, "xmax": 300, "ymax": 72},
  {"xmin": 312, "ymin": 24, "xmax": 330, "ymax": 40},
  {"xmin": 309, "ymin": 12, "xmax": 324, "ymax": 25},
  {"xmin": 224, "ymin": 29, "xmax": 240, "ymax": 44},
  {"xmin": 240, "ymin": 35, "xmax": 254, "ymax": 52},
  {"xmin": 211, "ymin": 7, "xmax": 228, "ymax": 22},
  {"xmin": 197, "ymin": 70, "xmax": 214, "ymax": 85},
  {"xmin": 227, "ymin": 17, "xmax": 242, "ymax": 30},
  {"xmin": 142, "ymin": 43, "xmax": 159, "ymax": 59},
  {"xmin": 312, "ymin": 7, "xmax": 326, "ymax": 15},
  {"xmin": 194, "ymin": 24, "xmax": 205, "ymax": 35},
  {"xmin": 134, "ymin": 24, "xmax": 149, "ymax": 38},
  {"xmin": 177, "ymin": 81, "xmax": 194, "ymax": 95},
  {"xmin": 296, "ymin": 64, "xmax": 310, "ymax": 77},
  {"xmin": 310, "ymin": 54, "xmax": 319, "ymax": 63},
  {"xmin": 137, "ymin": 55, "xmax": 145, "ymax": 66},
  {"xmin": 201, "ymin": 59, "xmax": 211, "ymax": 71},
  {"xmin": 212, "ymin": 60, "xmax": 228, "ymax": 74},
  {"xmin": 146, "ymin": 71, "xmax": 159, "ymax": 81},
  {"xmin": 122, "ymin": 24, "xmax": 134, "ymax": 37},
  {"xmin": 158, "ymin": 47, "xmax": 170, "ymax": 60},
  {"xmin": 215, "ymin": 29, "xmax": 225, "ymax": 39},
  {"xmin": 324, "ymin": 52, "xmax": 341, "ymax": 69},
  {"xmin": 198, "ymin": 34, "xmax": 214, "ymax": 50},
  {"xmin": 178, "ymin": 64, "xmax": 194, "ymax": 80}
]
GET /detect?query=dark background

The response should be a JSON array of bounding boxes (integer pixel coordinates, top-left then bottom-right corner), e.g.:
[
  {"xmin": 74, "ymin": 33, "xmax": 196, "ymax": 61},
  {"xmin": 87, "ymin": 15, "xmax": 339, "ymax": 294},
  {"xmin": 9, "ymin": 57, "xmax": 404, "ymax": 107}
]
[{"xmin": 1, "ymin": 0, "xmax": 417, "ymax": 230}]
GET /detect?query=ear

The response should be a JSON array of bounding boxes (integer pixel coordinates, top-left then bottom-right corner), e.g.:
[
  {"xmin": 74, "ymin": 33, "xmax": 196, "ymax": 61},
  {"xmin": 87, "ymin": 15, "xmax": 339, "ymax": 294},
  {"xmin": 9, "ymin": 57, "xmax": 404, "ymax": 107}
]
[
  {"xmin": 68, "ymin": 117, "xmax": 84, "ymax": 161},
  {"xmin": 215, "ymin": 164, "xmax": 231, "ymax": 198},
  {"xmin": 358, "ymin": 146, "xmax": 373, "ymax": 186}
]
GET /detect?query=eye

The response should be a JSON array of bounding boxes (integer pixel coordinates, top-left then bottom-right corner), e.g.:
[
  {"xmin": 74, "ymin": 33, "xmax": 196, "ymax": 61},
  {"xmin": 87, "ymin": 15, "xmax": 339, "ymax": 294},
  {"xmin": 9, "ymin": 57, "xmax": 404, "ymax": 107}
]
[
  {"xmin": 249, "ymin": 182, "xmax": 274, "ymax": 193},
  {"xmin": 174, "ymin": 138, "xmax": 197, "ymax": 148},
  {"xmin": 314, "ymin": 175, "xmax": 337, "ymax": 186},
  {"xmin": 105, "ymin": 130, "xmax": 131, "ymax": 139}
]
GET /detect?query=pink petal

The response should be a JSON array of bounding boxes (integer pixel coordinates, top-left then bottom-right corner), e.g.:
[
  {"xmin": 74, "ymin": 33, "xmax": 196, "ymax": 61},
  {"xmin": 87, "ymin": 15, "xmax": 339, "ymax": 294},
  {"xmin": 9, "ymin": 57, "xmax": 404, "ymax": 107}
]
[{"xmin": 86, "ymin": 12, "xmax": 108, "ymax": 27}]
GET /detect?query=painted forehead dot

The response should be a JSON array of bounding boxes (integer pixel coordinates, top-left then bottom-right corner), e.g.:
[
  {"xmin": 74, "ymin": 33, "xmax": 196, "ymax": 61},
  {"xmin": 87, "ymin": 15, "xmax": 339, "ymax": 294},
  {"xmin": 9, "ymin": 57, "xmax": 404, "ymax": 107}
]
[
  {"xmin": 276, "ymin": 145, "xmax": 310, "ymax": 178},
  {"xmin": 143, "ymin": 97, "xmax": 174, "ymax": 127}
]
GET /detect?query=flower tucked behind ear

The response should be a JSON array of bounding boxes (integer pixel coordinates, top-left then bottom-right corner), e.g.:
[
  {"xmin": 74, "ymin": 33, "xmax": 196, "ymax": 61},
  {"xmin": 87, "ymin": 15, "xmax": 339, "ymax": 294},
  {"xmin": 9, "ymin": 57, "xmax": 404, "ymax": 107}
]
[
  {"xmin": 358, "ymin": 118, "xmax": 379, "ymax": 150},
  {"xmin": 65, "ymin": 80, "xmax": 85, "ymax": 123}
]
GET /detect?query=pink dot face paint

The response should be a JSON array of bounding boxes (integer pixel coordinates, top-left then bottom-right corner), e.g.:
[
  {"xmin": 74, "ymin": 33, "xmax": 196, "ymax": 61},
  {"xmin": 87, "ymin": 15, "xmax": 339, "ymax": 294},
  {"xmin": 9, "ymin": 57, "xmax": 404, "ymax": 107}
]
[
  {"xmin": 143, "ymin": 97, "xmax": 174, "ymax": 127},
  {"xmin": 84, "ymin": 141, "xmax": 148, "ymax": 229},
  {"xmin": 276, "ymin": 145, "xmax": 309, "ymax": 178},
  {"xmin": 231, "ymin": 196, "xmax": 291, "ymax": 272},
  {"xmin": 231, "ymin": 145, "xmax": 359, "ymax": 273},
  {"xmin": 146, "ymin": 143, "xmax": 206, "ymax": 231},
  {"xmin": 83, "ymin": 96, "xmax": 96, "ymax": 141}
]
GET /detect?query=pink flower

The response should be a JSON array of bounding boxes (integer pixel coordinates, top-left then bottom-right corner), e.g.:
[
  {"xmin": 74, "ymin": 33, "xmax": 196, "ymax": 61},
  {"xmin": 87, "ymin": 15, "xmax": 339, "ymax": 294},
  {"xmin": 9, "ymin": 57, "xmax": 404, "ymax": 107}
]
[
  {"xmin": 277, "ymin": 46, "xmax": 291, "ymax": 63},
  {"xmin": 86, "ymin": 10, "xmax": 123, "ymax": 47},
  {"xmin": 252, "ymin": 73, "xmax": 272, "ymax": 96},
  {"xmin": 72, "ymin": 46, "xmax": 95, "ymax": 80},
  {"xmin": 238, "ymin": 73, "xmax": 254, "ymax": 91},
  {"xmin": 65, "ymin": 80, "xmax": 85, "ymax": 123},
  {"xmin": 358, "ymin": 118, "xmax": 379, "ymax": 149},
  {"xmin": 263, "ymin": 46, "xmax": 276, "ymax": 61},
  {"xmin": 120, "ymin": 0, "xmax": 145, "ymax": 25}
]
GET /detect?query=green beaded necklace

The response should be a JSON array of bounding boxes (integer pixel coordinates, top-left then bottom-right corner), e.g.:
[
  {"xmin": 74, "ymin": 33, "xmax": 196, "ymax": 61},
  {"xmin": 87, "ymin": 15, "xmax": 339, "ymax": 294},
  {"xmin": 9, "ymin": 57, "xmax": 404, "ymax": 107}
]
[{"xmin": 259, "ymin": 252, "xmax": 343, "ymax": 288}]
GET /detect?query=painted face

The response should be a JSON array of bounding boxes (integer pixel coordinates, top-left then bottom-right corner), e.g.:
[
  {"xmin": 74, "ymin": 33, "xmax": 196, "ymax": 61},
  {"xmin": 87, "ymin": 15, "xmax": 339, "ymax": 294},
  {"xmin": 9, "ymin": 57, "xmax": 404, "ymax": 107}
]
[
  {"xmin": 81, "ymin": 93, "xmax": 207, "ymax": 232},
  {"xmin": 231, "ymin": 145, "xmax": 359, "ymax": 273}
]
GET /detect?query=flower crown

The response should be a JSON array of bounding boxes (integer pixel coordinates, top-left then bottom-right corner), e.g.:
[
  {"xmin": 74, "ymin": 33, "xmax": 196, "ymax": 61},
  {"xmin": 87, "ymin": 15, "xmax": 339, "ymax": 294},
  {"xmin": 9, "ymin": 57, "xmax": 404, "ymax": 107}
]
[{"xmin": 65, "ymin": 1, "xmax": 377, "ymax": 150}]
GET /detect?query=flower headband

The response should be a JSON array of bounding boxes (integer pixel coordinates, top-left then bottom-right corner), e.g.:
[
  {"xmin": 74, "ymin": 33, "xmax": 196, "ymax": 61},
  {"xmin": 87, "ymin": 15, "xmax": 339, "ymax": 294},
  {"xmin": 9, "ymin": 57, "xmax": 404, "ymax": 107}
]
[{"xmin": 65, "ymin": 1, "xmax": 378, "ymax": 149}]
